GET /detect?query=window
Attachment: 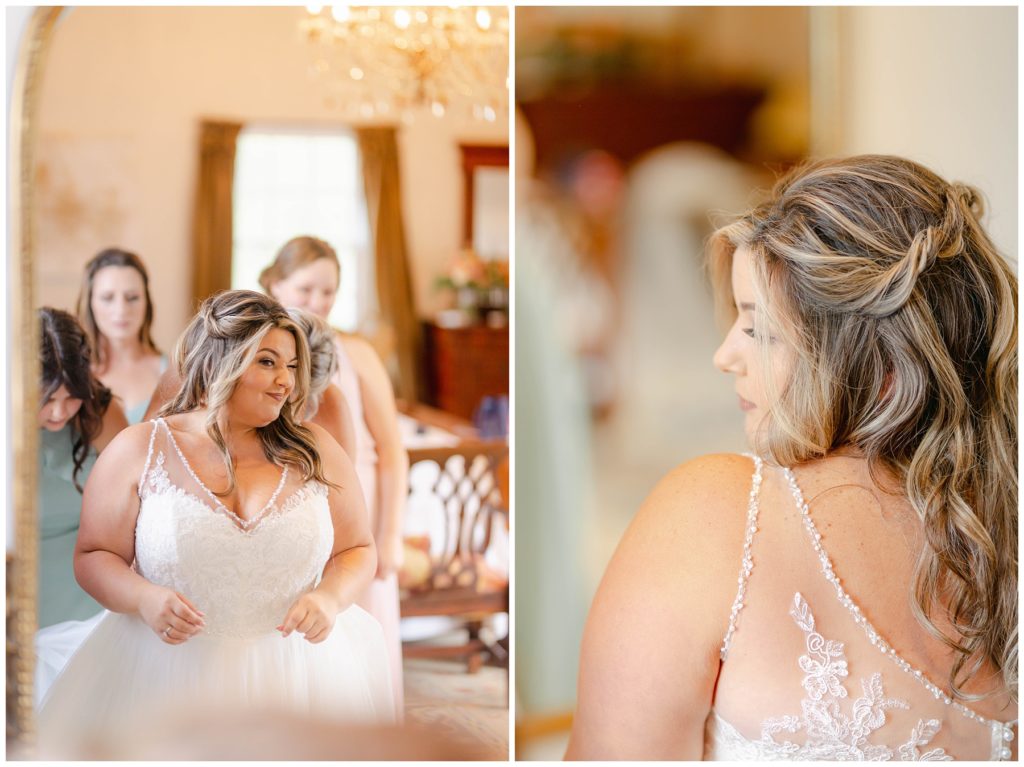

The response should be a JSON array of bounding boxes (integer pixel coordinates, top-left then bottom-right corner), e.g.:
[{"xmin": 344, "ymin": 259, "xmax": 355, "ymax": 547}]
[{"xmin": 232, "ymin": 127, "xmax": 372, "ymax": 332}]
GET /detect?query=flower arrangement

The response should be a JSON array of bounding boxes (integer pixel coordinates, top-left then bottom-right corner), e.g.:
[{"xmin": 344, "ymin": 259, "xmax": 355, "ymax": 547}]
[
  {"xmin": 436, "ymin": 249, "xmax": 509, "ymax": 321},
  {"xmin": 436, "ymin": 248, "xmax": 508, "ymax": 292}
]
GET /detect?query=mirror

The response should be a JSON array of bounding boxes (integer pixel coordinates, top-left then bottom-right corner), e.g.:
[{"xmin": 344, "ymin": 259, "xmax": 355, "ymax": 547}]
[
  {"xmin": 460, "ymin": 144, "xmax": 509, "ymax": 259},
  {"xmin": 8, "ymin": 7, "xmax": 62, "ymax": 753},
  {"xmin": 9, "ymin": 5, "xmax": 509, "ymax": 755}
]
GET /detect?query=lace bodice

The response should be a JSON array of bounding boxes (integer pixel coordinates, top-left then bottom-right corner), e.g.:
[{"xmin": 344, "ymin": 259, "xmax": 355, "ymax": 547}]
[
  {"xmin": 704, "ymin": 456, "xmax": 1017, "ymax": 761},
  {"xmin": 133, "ymin": 419, "xmax": 334, "ymax": 638}
]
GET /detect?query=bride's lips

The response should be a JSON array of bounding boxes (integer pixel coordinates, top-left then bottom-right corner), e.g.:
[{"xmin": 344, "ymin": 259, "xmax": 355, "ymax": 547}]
[
  {"xmin": 266, "ymin": 391, "xmax": 286, "ymax": 403},
  {"xmin": 738, "ymin": 395, "xmax": 756, "ymax": 412}
]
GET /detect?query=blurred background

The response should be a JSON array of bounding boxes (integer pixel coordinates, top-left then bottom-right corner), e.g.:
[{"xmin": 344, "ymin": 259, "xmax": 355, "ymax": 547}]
[{"xmin": 513, "ymin": 6, "xmax": 1016, "ymax": 759}]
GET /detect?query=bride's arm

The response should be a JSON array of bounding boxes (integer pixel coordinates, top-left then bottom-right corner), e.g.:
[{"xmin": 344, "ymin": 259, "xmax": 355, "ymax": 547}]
[
  {"xmin": 278, "ymin": 422, "xmax": 376, "ymax": 643},
  {"xmin": 565, "ymin": 454, "xmax": 754, "ymax": 760},
  {"xmin": 74, "ymin": 423, "xmax": 204, "ymax": 642}
]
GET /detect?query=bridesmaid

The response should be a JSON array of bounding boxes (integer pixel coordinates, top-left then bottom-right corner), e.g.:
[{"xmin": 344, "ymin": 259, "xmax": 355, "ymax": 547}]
[
  {"xmin": 260, "ymin": 236, "xmax": 409, "ymax": 711},
  {"xmin": 36, "ymin": 308, "xmax": 128, "ymax": 699},
  {"xmin": 76, "ymin": 248, "xmax": 166, "ymax": 424}
]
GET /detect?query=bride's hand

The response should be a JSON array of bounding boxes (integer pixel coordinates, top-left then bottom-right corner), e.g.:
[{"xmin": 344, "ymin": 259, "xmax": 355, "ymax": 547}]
[
  {"xmin": 138, "ymin": 582, "xmax": 205, "ymax": 644},
  {"xmin": 278, "ymin": 591, "xmax": 338, "ymax": 644}
]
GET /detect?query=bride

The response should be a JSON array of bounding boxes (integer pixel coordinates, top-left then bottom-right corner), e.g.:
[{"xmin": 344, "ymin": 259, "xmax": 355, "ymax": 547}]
[
  {"xmin": 567, "ymin": 156, "xmax": 1017, "ymax": 760},
  {"xmin": 39, "ymin": 290, "xmax": 395, "ymax": 752}
]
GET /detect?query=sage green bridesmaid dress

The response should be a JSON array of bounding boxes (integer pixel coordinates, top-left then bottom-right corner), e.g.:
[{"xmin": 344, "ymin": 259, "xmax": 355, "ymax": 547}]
[{"xmin": 37, "ymin": 424, "xmax": 103, "ymax": 629}]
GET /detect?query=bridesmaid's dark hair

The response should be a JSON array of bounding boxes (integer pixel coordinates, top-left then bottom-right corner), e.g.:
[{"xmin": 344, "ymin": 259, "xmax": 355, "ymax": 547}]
[{"xmin": 39, "ymin": 307, "xmax": 113, "ymax": 491}]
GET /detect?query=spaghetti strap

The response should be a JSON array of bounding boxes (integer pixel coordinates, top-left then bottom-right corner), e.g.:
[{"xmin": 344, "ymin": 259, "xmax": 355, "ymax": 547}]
[
  {"xmin": 136, "ymin": 419, "xmax": 162, "ymax": 499},
  {"xmin": 719, "ymin": 454, "xmax": 764, "ymax": 661}
]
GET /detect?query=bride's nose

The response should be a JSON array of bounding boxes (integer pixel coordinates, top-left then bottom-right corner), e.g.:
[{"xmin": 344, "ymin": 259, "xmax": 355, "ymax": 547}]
[{"xmin": 713, "ymin": 329, "xmax": 745, "ymax": 376}]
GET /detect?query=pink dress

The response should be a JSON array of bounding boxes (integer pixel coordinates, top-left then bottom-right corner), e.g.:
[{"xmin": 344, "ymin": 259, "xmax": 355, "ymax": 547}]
[{"xmin": 332, "ymin": 336, "xmax": 404, "ymax": 711}]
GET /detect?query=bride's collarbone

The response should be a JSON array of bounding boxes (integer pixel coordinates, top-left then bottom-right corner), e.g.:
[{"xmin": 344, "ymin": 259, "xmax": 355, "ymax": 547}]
[
  {"xmin": 163, "ymin": 426, "xmax": 288, "ymax": 519},
  {"xmin": 198, "ymin": 466, "xmax": 289, "ymax": 523}
]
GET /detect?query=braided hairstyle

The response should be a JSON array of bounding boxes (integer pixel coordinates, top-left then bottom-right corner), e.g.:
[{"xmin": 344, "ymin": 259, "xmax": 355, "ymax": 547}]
[
  {"xmin": 709, "ymin": 155, "xmax": 1017, "ymax": 702},
  {"xmin": 157, "ymin": 290, "xmax": 336, "ymax": 496},
  {"xmin": 39, "ymin": 307, "xmax": 114, "ymax": 491}
]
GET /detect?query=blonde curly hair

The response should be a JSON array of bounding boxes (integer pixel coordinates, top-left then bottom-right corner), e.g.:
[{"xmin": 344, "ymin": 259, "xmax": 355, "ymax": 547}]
[
  {"xmin": 157, "ymin": 290, "xmax": 335, "ymax": 495},
  {"xmin": 709, "ymin": 155, "xmax": 1017, "ymax": 702}
]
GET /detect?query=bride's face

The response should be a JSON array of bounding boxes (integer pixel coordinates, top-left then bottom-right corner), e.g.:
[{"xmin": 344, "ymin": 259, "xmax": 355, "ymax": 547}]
[
  {"xmin": 713, "ymin": 245, "xmax": 793, "ymax": 444},
  {"xmin": 226, "ymin": 328, "xmax": 298, "ymax": 427}
]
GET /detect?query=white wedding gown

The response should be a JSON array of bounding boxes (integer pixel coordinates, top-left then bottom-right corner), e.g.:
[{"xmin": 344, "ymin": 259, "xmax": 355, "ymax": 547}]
[
  {"xmin": 703, "ymin": 456, "xmax": 1017, "ymax": 761},
  {"xmin": 38, "ymin": 418, "xmax": 396, "ymax": 750}
]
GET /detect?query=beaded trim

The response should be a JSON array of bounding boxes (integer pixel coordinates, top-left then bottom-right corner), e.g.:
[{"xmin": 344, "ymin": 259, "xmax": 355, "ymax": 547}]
[
  {"xmin": 156, "ymin": 418, "xmax": 289, "ymax": 532},
  {"xmin": 720, "ymin": 455, "xmax": 764, "ymax": 661},
  {"xmin": 782, "ymin": 466, "xmax": 1017, "ymax": 750},
  {"xmin": 137, "ymin": 418, "xmax": 160, "ymax": 498}
]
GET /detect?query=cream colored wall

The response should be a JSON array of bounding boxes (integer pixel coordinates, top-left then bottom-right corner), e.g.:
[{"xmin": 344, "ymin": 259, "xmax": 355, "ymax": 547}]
[
  {"xmin": 34, "ymin": 7, "xmax": 507, "ymax": 350},
  {"xmin": 836, "ymin": 6, "xmax": 1016, "ymax": 260}
]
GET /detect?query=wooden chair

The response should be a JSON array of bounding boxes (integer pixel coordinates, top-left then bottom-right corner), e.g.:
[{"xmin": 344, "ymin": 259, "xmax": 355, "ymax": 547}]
[{"xmin": 399, "ymin": 441, "xmax": 509, "ymax": 675}]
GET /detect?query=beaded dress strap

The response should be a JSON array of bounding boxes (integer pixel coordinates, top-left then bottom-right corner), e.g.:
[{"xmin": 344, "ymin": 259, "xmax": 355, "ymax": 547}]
[
  {"xmin": 719, "ymin": 454, "xmax": 764, "ymax": 661},
  {"xmin": 782, "ymin": 465, "xmax": 1017, "ymax": 754},
  {"xmin": 157, "ymin": 417, "xmax": 290, "ymax": 532},
  {"xmin": 136, "ymin": 419, "xmax": 161, "ymax": 499}
]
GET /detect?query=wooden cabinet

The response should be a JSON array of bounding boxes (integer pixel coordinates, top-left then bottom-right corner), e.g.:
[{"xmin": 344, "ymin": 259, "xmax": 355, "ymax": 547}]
[{"xmin": 425, "ymin": 322, "xmax": 509, "ymax": 421}]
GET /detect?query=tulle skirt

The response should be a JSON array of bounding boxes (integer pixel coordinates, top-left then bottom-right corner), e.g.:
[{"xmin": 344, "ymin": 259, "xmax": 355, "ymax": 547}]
[
  {"xmin": 38, "ymin": 605, "xmax": 396, "ymax": 755},
  {"xmin": 35, "ymin": 610, "xmax": 107, "ymax": 707},
  {"xmin": 357, "ymin": 572, "xmax": 404, "ymax": 710}
]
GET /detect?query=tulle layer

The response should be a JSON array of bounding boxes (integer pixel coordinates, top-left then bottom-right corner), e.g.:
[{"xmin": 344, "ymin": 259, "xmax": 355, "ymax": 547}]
[
  {"xmin": 38, "ymin": 605, "xmax": 396, "ymax": 752},
  {"xmin": 35, "ymin": 610, "xmax": 106, "ymax": 707}
]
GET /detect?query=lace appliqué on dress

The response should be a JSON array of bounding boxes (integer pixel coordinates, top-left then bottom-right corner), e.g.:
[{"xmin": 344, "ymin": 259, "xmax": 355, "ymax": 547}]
[
  {"xmin": 751, "ymin": 593, "xmax": 951, "ymax": 761},
  {"xmin": 143, "ymin": 451, "xmax": 172, "ymax": 497}
]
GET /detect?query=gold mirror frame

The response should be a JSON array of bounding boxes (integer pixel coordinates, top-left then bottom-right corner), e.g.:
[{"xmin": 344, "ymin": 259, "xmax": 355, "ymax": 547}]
[{"xmin": 8, "ymin": 6, "xmax": 64, "ymax": 756}]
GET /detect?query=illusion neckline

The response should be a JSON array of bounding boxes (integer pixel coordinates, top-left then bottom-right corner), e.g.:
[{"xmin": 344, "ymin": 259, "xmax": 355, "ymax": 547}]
[
  {"xmin": 782, "ymin": 465, "xmax": 1016, "ymax": 732},
  {"xmin": 155, "ymin": 417, "xmax": 290, "ymax": 532}
]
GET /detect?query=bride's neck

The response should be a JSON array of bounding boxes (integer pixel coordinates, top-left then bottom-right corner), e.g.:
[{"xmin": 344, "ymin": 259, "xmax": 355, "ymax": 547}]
[{"xmin": 187, "ymin": 408, "xmax": 261, "ymax": 452}]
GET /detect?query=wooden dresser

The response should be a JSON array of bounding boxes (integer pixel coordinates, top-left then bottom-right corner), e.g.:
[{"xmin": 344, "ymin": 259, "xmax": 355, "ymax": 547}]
[{"xmin": 424, "ymin": 321, "xmax": 509, "ymax": 421}]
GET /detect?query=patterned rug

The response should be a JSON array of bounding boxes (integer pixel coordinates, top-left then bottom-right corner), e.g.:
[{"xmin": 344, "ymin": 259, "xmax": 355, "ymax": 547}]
[{"xmin": 403, "ymin": 658, "xmax": 509, "ymax": 759}]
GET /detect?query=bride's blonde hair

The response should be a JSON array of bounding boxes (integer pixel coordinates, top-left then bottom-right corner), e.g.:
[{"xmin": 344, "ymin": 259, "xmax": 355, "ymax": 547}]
[
  {"xmin": 157, "ymin": 290, "xmax": 335, "ymax": 495},
  {"xmin": 709, "ymin": 155, "xmax": 1017, "ymax": 702}
]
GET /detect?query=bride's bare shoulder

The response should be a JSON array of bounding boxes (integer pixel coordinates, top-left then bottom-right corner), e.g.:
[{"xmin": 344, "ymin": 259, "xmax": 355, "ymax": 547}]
[
  {"xmin": 570, "ymin": 453, "xmax": 762, "ymax": 757},
  {"xmin": 596, "ymin": 451, "xmax": 760, "ymax": 624},
  {"xmin": 640, "ymin": 453, "xmax": 759, "ymax": 535},
  {"xmin": 86, "ymin": 420, "xmax": 165, "ymax": 492},
  {"xmin": 101, "ymin": 419, "xmax": 162, "ymax": 456}
]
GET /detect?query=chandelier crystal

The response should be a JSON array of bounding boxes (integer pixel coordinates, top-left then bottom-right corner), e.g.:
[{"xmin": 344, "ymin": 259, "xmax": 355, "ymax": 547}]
[{"xmin": 300, "ymin": 5, "xmax": 509, "ymax": 121}]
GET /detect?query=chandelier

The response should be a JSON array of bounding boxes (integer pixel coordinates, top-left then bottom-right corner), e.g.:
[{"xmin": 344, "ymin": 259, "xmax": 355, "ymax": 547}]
[{"xmin": 300, "ymin": 6, "xmax": 509, "ymax": 122}]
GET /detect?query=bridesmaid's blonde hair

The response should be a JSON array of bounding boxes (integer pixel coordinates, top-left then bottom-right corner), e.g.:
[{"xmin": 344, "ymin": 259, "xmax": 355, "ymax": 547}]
[
  {"xmin": 157, "ymin": 290, "xmax": 335, "ymax": 494},
  {"xmin": 709, "ymin": 155, "xmax": 1017, "ymax": 702},
  {"xmin": 258, "ymin": 236, "xmax": 340, "ymax": 294}
]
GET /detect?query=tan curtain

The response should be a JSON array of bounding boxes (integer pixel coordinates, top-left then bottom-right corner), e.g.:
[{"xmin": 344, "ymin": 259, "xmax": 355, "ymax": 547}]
[
  {"xmin": 192, "ymin": 120, "xmax": 242, "ymax": 307},
  {"xmin": 356, "ymin": 126, "xmax": 423, "ymax": 402}
]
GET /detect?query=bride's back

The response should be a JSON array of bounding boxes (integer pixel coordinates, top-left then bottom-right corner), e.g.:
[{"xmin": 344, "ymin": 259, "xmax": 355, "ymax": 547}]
[
  {"xmin": 568, "ymin": 155, "xmax": 1017, "ymax": 761},
  {"xmin": 709, "ymin": 455, "xmax": 1016, "ymax": 760}
]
